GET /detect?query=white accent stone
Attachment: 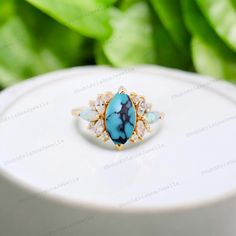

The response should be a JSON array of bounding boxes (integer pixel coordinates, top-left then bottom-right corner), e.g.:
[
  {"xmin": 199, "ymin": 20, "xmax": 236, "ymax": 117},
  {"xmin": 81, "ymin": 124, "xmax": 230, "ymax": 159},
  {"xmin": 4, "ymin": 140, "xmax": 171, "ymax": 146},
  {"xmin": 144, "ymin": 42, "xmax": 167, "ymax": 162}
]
[
  {"xmin": 89, "ymin": 100, "xmax": 96, "ymax": 110},
  {"xmin": 88, "ymin": 121, "xmax": 95, "ymax": 130},
  {"xmin": 93, "ymin": 119, "xmax": 105, "ymax": 136},
  {"xmin": 95, "ymin": 95, "xmax": 105, "ymax": 114},
  {"xmin": 131, "ymin": 94, "xmax": 141, "ymax": 105},
  {"xmin": 101, "ymin": 131, "xmax": 110, "ymax": 142},
  {"xmin": 104, "ymin": 92, "xmax": 113, "ymax": 104},
  {"xmin": 138, "ymin": 99, "xmax": 147, "ymax": 116},
  {"xmin": 130, "ymin": 132, "xmax": 139, "ymax": 143},
  {"xmin": 143, "ymin": 119, "xmax": 151, "ymax": 132},
  {"xmin": 146, "ymin": 103, "xmax": 152, "ymax": 112},
  {"xmin": 136, "ymin": 120, "xmax": 145, "ymax": 138}
]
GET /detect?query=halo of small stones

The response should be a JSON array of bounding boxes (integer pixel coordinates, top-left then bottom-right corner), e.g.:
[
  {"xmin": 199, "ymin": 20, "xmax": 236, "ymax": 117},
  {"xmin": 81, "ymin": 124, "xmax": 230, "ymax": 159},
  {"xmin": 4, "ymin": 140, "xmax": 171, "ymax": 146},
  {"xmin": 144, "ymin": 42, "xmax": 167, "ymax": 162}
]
[
  {"xmin": 88, "ymin": 92, "xmax": 113, "ymax": 142},
  {"xmin": 130, "ymin": 92, "xmax": 152, "ymax": 144},
  {"xmin": 87, "ymin": 90, "xmax": 152, "ymax": 145}
]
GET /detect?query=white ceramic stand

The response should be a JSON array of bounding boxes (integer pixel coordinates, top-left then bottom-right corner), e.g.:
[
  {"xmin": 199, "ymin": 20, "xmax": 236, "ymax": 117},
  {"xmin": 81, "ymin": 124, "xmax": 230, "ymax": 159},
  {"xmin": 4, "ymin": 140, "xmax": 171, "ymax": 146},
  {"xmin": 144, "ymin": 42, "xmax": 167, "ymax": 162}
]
[{"xmin": 0, "ymin": 66, "xmax": 236, "ymax": 236}]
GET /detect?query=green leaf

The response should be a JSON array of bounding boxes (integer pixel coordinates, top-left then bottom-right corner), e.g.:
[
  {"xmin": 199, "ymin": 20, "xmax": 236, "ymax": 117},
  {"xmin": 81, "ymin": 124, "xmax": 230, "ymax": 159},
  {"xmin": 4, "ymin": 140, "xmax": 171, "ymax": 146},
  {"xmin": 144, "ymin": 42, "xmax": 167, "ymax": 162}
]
[
  {"xmin": 102, "ymin": 3, "xmax": 157, "ymax": 66},
  {"xmin": 192, "ymin": 37, "xmax": 236, "ymax": 82},
  {"xmin": 150, "ymin": 0, "xmax": 190, "ymax": 55},
  {"xmin": 0, "ymin": 15, "xmax": 74, "ymax": 87},
  {"xmin": 152, "ymin": 12, "xmax": 192, "ymax": 70},
  {"xmin": 196, "ymin": 0, "xmax": 236, "ymax": 52},
  {"xmin": 0, "ymin": 0, "xmax": 15, "ymax": 26},
  {"xmin": 119, "ymin": 0, "xmax": 143, "ymax": 10},
  {"xmin": 0, "ymin": 66, "xmax": 22, "ymax": 87},
  {"xmin": 0, "ymin": 1, "xmax": 98, "ymax": 88},
  {"xmin": 16, "ymin": 1, "xmax": 87, "ymax": 67},
  {"xmin": 26, "ymin": 0, "xmax": 113, "ymax": 39},
  {"xmin": 95, "ymin": 43, "xmax": 111, "ymax": 65},
  {"xmin": 182, "ymin": 0, "xmax": 236, "ymax": 59},
  {"xmin": 231, "ymin": 0, "xmax": 236, "ymax": 9},
  {"xmin": 182, "ymin": 0, "xmax": 236, "ymax": 81},
  {"xmin": 0, "ymin": 17, "xmax": 45, "ymax": 80}
]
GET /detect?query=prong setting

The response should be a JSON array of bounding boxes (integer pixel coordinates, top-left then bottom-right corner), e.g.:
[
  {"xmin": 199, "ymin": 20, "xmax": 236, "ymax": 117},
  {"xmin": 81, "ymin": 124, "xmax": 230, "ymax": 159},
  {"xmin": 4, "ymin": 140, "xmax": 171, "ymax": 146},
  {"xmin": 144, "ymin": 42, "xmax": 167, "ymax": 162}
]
[
  {"xmin": 160, "ymin": 112, "xmax": 165, "ymax": 120},
  {"xmin": 115, "ymin": 144, "xmax": 124, "ymax": 151},
  {"xmin": 72, "ymin": 108, "xmax": 82, "ymax": 117},
  {"xmin": 118, "ymin": 86, "xmax": 127, "ymax": 94}
]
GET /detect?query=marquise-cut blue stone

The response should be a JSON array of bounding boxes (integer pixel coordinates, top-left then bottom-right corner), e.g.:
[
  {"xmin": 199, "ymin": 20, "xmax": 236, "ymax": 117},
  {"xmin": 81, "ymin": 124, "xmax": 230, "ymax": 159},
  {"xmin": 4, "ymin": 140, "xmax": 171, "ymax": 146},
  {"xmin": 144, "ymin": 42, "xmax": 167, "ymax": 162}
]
[{"xmin": 105, "ymin": 93, "xmax": 136, "ymax": 145}]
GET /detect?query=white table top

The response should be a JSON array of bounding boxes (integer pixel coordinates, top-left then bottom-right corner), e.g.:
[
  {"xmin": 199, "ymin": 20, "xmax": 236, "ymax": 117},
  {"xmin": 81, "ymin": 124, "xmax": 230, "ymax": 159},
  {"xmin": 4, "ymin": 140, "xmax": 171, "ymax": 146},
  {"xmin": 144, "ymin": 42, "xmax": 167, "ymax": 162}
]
[{"xmin": 0, "ymin": 65, "xmax": 236, "ymax": 211}]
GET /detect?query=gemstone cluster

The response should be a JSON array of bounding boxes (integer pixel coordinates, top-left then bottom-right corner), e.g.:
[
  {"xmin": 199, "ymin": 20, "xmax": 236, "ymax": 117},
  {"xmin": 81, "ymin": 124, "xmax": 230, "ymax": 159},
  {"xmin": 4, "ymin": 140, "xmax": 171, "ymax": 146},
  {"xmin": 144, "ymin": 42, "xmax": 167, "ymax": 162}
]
[{"xmin": 78, "ymin": 87, "xmax": 163, "ymax": 150}]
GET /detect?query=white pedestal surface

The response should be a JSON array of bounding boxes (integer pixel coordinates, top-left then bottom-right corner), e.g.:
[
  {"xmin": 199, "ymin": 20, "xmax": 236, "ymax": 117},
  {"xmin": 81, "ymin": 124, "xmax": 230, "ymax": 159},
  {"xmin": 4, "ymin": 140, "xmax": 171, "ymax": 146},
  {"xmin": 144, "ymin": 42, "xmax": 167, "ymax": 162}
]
[{"xmin": 0, "ymin": 66, "xmax": 236, "ymax": 236}]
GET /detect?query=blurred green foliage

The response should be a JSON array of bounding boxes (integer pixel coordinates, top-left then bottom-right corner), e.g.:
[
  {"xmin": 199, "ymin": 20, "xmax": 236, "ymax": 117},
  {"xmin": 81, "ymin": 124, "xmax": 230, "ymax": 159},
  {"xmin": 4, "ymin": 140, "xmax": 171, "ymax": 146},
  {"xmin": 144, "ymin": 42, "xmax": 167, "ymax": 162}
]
[{"xmin": 0, "ymin": 0, "xmax": 236, "ymax": 88}]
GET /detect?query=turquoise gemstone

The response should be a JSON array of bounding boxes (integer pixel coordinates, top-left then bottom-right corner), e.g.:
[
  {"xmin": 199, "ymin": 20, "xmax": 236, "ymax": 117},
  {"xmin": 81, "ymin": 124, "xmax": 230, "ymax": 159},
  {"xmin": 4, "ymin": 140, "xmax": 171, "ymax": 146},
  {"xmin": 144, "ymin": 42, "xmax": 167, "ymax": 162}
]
[
  {"xmin": 105, "ymin": 93, "xmax": 136, "ymax": 145},
  {"xmin": 144, "ymin": 112, "xmax": 161, "ymax": 124}
]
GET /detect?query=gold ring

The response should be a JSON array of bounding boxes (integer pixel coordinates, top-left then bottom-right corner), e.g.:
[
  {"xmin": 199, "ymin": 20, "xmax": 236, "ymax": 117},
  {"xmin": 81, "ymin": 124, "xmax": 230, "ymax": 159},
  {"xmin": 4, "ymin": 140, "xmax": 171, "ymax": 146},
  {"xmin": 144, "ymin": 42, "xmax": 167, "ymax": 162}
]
[{"xmin": 72, "ymin": 86, "xmax": 164, "ymax": 151}]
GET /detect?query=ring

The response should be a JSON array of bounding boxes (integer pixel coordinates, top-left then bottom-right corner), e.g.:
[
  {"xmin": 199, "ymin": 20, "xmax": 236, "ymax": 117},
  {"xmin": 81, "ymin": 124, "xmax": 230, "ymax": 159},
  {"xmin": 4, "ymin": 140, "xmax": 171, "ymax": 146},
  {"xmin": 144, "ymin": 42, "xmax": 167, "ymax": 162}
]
[{"xmin": 72, "ymin": 86, "xmax": 164, "ymax": 150}]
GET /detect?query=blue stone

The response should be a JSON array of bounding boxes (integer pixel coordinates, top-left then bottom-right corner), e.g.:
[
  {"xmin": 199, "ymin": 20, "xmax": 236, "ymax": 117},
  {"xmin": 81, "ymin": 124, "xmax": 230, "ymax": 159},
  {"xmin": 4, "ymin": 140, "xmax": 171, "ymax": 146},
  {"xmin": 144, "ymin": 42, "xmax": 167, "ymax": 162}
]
[
  {"xmin": 105, "ymin": 93, "xmax": 136, "ymax": 145},
  {"xmin": 144, "ymin": 112, "xmax": 161, "ymax": 124}
]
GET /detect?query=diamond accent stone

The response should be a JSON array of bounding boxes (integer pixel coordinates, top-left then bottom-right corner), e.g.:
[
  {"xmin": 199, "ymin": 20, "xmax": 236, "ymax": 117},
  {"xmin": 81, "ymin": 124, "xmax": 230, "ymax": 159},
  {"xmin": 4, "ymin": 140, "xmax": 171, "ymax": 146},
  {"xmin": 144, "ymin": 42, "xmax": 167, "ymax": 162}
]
[
  {"xmin": 104, "ymin": 92, "xmax": 113, "ymax": 104},
  {"xmin": 95, "ymin": 95, "xmax": 105, "ymax": 114},
  {"xmin": 93, "ymin": 119, "xmax": 105, "ymax": 137},
  {"xmin": 130, "ymin": 93, "xmax": 141, "ymax": 105},
  {"xmin": 136, "ymin": 120, "xmax": 145, "ymax": 138},
  {"xmin": 146, "ymin": 103, "xmax": 152, "ymax": 112},
  {"xmin": 143, "ymin": 119, "xmax": 151, "ymax": 132},
  {"xmin": 130, "ymin": 132, "xmax": 139, "ymax": 143},
  {"xmin": 88, "ymin": 121, "xmax": 96, "ymax": 129},
  {"xmin": 101, "ymin": 131, "xmax": 110, "ymax": 142},
  {"xmin": 80, "ymin": 108, "xmax": 98, "ymax": 121},
  {"xmin": 137, "ymin": 98, "xmax": 147, "ymax": 116},
  {"xmin": 89, "ymin": 100, "xmax": 96, "ymax": 110}
]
